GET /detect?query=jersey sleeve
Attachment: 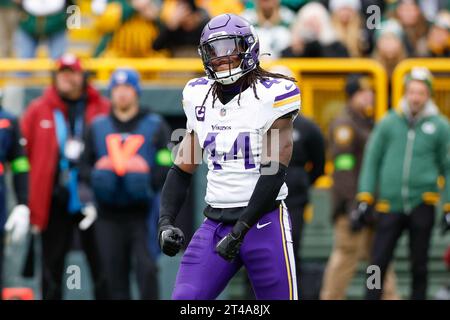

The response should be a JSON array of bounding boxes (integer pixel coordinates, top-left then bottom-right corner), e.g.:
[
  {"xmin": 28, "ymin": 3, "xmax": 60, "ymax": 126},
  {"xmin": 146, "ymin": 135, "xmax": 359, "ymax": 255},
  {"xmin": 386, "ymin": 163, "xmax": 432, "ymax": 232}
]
[
  {"xmin": 262, "ymin": 79, "xmax": 301, "ymax": 133},
  {"xmin": 182, "ymin": 83, "xmax": 196, "ymax": 133}
]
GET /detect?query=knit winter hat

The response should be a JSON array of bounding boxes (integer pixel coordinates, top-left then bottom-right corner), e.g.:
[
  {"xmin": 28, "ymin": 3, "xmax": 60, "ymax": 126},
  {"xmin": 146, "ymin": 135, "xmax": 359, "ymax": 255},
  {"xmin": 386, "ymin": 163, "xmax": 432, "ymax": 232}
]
[{"xmin": 109, "ymin": 68, "xmax": 141, "ymax": 96}]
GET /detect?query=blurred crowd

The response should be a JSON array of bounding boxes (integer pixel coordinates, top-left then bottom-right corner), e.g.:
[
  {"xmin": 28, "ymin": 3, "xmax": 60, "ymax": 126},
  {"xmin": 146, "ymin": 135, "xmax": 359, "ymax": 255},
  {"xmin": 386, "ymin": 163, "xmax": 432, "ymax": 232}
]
[
  {"xmin": 0, "ymin": 0, "xmax": 449, "ymax": 301},
  {"xmin": 0, "ymin": 0, "xmax": 449, "ymax": 70}
]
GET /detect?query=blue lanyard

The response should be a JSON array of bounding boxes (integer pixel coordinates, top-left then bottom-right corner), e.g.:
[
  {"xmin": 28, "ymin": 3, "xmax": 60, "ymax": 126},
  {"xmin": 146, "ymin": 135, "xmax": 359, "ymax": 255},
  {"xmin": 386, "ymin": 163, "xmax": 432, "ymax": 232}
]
[
  {"xmin": 53, "ymin": 109, "xmax": 69, "ymax": 170},
  {"xmin": 53, "ymin": 108, "xmax": 84, "ymax": 162},
  {"xmin": 73, "ymin": 113, "xmax": 83, "ymax": 139},
  {"xmin": 53, "ymin": 108, "xmax": 84, "ymax": 213}
]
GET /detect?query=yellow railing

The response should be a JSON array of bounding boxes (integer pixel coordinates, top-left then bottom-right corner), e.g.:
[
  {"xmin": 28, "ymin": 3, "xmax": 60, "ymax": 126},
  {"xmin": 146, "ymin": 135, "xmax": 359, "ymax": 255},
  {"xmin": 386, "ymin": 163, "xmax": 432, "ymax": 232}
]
[
  {"xmin": 1, "ymin": 58, "xmax": 447, "ymax": 193},
  {"xmin": 0, "ymin": 58, "xmax": 389, "ymax": 192},
  {"xmin": 265, "ymin": 59, "xmax": 388, "ymax": 121},
  {"xmin": 12, "ymin": 58, "xmax": 449, "ymax": 191},
  {"xmin": 392, "ymin": 58, "xmax": 450, "ymax": 118},
  {"xmin": 12, "ymin": 58, "xmax": 450, "ymax": 120},
  {"xmin": 0, "ymin": 58, "xmax": 204, "ymax": 77},
  {"xmin": 0, "ymin": 58, "xmax": 388, "ymax": 121}
]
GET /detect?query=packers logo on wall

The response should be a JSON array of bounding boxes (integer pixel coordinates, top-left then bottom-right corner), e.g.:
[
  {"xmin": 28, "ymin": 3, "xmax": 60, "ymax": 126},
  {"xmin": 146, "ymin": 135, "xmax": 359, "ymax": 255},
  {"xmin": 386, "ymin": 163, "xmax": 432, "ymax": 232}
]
[{"xmin": 334, "ymin": 125, "xmax": 354, "ymax": 146}]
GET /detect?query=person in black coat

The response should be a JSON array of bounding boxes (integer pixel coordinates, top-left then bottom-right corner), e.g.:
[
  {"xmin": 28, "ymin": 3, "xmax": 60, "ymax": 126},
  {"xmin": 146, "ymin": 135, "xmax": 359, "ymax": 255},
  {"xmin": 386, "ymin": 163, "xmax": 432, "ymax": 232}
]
[{"xmin": 285, "ymin": 115, "xmax": 325, "ymax": 298}]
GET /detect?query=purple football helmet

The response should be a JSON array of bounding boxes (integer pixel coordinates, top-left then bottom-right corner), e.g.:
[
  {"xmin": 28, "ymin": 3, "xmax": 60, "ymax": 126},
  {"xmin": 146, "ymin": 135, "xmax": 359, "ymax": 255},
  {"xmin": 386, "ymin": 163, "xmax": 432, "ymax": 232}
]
[{"xmin": 199, "ymin": 14, "xmax": 260, "ymax": 85}]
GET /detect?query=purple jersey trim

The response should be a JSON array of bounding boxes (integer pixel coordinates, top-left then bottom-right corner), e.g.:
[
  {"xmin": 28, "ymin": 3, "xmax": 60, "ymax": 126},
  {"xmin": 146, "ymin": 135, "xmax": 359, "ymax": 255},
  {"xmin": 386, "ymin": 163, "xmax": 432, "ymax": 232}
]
[{"xmin": 274, "ymin": 87, "xmax": 300, "ymax": 102}]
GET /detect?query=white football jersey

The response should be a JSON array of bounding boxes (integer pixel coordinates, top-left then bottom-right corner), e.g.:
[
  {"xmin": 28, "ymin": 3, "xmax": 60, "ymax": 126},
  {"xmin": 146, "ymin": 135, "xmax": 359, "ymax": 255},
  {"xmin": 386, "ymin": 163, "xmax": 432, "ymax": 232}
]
[{"xmin": 182, "ymin": 76, "xmax": 301, "ymax": 208}]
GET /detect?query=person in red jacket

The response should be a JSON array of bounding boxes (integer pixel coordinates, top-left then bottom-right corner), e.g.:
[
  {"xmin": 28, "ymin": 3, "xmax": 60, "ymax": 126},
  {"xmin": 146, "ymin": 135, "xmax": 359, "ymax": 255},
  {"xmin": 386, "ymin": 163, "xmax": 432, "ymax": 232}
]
[{"xmin": 20, "ymin": 53, "xmax": 110, "ymax": 300}]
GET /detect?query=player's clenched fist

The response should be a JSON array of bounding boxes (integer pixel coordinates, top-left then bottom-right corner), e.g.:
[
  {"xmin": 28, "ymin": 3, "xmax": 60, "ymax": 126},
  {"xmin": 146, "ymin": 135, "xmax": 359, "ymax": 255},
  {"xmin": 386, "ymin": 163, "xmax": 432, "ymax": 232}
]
[
  {"xmin": 216, "ymin": 233, "xmax": 243, "ymax": 262},
  {"xmin": 159, "ymin": 223, "xmax": 185, "ymax": 257},
  {"xmin": 216, "ymin": 221, "xmax": 249, "ymax": 262}
]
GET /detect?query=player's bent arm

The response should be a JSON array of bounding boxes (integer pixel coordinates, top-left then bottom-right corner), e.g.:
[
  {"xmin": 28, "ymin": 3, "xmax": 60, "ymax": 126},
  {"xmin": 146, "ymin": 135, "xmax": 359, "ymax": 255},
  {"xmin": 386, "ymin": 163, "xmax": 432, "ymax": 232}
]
[
  {"xmin": 238, "ymin": 116, "xmax": 293, "ymax": 227},
  {"xmin": 158, "ymin": 131, "xmax": 201, "ymax": 256},
  {"xmin": 264, "ymin": 116, "xmax": 294, "ymax": 167},
  {"xmin": 216, "ymin": 116, "xmax": 295, "ymax": 262},
  {"xmin": 160, "ymin": 131, "xmax": 199, "ymax": 223}
]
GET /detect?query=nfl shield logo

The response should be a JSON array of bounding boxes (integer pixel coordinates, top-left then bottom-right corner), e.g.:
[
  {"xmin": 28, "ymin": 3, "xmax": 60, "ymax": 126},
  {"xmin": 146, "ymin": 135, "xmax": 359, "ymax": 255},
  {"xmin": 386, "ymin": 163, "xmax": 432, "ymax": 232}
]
[{"xmin": 220, "ymin": 108, "xmax": 226, "ymax": 117}]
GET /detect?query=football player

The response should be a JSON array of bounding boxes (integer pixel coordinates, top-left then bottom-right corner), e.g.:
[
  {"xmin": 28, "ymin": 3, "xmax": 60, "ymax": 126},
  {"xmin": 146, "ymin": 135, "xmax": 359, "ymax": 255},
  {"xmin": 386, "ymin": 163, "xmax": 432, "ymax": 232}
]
[{"xmin": 158, "ymin": 13, "xmax": 301, "ymax": 300}]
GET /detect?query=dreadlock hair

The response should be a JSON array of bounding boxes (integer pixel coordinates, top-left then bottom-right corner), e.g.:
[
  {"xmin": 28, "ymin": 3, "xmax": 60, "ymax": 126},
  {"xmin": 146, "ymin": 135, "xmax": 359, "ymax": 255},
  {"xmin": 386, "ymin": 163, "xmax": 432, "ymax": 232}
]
[{"xmin": 200, "ymin": 65, "xmax": 296, "ymax": 109}]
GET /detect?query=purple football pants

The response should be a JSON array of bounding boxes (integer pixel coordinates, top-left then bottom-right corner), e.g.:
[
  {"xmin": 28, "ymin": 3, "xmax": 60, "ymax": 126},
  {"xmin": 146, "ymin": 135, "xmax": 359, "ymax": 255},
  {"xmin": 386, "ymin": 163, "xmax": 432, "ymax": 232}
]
[{"xmin": 172, "ymin": 202, "xmax": 298, "ymax": 300}]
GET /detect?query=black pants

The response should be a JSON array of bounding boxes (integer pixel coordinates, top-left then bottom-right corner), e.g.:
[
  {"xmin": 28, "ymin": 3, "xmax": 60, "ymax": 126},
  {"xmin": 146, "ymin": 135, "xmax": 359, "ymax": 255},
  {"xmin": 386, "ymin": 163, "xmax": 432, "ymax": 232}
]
[
  {"xmin": 366, "ymin": 203, "xmax": 435, "ymax": 300},
  {"xmin": 41, "ymin": 200, "xmax": 108, "ymax": 300},
  {"xmin": 95, "ymin": 213, "xmax": 159, "ymax": 300}
]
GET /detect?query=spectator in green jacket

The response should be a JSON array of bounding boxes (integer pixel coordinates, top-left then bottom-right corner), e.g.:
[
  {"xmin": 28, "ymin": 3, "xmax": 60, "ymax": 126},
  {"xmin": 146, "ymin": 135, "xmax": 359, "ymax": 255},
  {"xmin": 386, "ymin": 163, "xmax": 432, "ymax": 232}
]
[
  {"xmin": 356, "ymin": 66, "xmax": 450, "ymax": 300},
  {"xmin": 13, "ymin": 0, "xmax": 72, "ymax": 59}
]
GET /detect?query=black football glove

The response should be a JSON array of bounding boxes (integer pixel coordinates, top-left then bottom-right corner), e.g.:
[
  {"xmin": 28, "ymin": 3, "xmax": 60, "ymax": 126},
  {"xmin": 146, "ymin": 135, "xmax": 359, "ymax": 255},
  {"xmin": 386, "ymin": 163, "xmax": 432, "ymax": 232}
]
[
  {"xmin": 442, "ymin": 211, "xmax": 450, "ymax": 235},
  {"xmin": 158, "ymin": 217, "xmax": 185, "ymax": 257},
  {"xmin": 215, "ymin": 221, "xmax": 250, "ymax": 262},
  {"xmin": 349, "ymin": 201, "xmax": 373, "ymax": 233}
]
